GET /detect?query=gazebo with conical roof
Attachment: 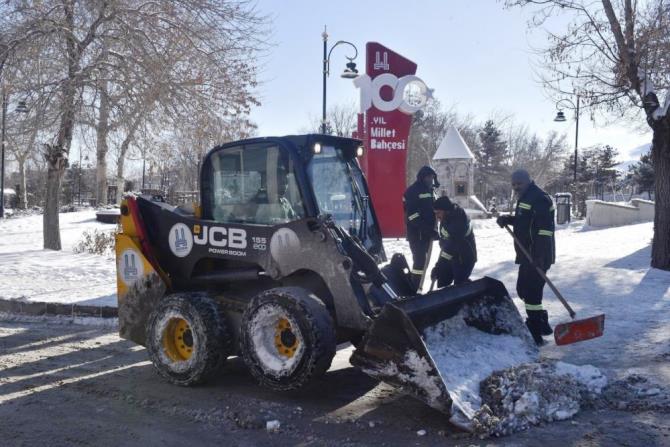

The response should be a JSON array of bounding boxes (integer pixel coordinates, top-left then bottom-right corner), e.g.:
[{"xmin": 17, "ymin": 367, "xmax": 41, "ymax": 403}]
[{"xmin": 432, "ymin": 125, "xmax": 475, "ymax": 209}]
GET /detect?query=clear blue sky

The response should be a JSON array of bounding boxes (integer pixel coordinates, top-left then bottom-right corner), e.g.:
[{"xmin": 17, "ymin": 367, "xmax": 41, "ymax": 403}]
[{"xmin": 250, "ymin": 0, "xmax": 652, "ymax": 161}]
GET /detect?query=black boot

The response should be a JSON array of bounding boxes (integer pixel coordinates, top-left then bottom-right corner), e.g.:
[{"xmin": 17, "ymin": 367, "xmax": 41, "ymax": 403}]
[
  {"xmin": 539, "ymin": 310, "xmax": 553, "ymax": 336},
  {"xmin": 410, "ymin": 273, "xmax": 422, "ymax": 294},
  {"xmin": 525, "ymin": 312, "xmax": 546, "ymax": 346}
]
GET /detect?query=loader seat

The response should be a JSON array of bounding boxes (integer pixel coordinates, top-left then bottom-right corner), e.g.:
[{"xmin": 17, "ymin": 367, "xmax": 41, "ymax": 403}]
[
  {"xmin": 212, "ymin": 203, "xmax": 258, "ymax": 223},
  {"xmin": 255, "ymin": 203, "xmax": 291, "ymax": 224}
]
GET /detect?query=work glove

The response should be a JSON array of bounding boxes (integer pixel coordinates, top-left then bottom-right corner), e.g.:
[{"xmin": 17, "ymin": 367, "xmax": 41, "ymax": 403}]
[
  {"xmin": 496, "ymin": 215, "xmax": 514, "ymax": 228},
  {"xmin": 430, "ymin": 266, "xmax": 439, "ymax": 281}
]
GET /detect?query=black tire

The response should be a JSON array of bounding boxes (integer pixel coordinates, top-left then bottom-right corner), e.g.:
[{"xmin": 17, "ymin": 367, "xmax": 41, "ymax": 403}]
[
  {"xmin": 146, "ymin": 293, "xmax": 231, "ymax": 386},
  {"xmin": 240, "ymin": 287, "xmax": 336, "ymax": 391}
]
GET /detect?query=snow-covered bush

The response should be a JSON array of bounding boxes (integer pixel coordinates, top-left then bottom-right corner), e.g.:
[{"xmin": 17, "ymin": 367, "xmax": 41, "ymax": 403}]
[{"xmin": 73, "ymin": 229, "xmax": 117, "ymax": 256}]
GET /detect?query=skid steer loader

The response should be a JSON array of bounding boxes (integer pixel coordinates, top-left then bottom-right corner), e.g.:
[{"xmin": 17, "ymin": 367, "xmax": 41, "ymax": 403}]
[{"xmin": 115, "ymin": 134, "xmax": 536, "ymax": 427}]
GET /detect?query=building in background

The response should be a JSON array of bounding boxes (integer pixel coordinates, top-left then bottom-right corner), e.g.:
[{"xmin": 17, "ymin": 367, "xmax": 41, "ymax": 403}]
[{"xmin": 433, "ymin": 125, "xmax": 476, "ymax": 210}]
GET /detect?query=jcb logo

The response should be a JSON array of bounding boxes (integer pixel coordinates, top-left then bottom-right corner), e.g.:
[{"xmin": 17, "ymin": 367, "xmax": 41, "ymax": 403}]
[{"xmin": 194, "ymin": 226, "xmax": 247, "ymax": 249}]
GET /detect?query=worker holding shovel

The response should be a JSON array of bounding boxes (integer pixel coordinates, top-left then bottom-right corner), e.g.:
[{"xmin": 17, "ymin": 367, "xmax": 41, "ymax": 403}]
[{"xmin": 497, "ymin": 169, "xmax": 555, "ymax": 345}]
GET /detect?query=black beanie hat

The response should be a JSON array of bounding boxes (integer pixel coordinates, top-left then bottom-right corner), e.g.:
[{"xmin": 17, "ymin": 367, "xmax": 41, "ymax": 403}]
[
  {"xmin": 433, "ymin": 196, "xmax": 454, "ymax": 211},
  {"xmin": 416, "ymin": 165, "xmax": 437, "ymax": 181}
]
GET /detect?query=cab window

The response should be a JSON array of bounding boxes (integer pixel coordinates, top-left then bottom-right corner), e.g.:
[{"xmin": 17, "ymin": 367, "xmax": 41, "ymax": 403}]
[{"xmin": 207, "ymin": 143, "xmax": 304, "ymax": 224}]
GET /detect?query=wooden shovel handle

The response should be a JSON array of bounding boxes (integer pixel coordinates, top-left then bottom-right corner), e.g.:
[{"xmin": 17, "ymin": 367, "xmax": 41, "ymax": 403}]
[{"xmin": 504, "ymin": 225, "xmax": 576, "ymax": 318}]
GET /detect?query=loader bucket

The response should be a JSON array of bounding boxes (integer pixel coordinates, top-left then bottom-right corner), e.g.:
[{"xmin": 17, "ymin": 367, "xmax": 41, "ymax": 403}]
[{"xmin": 350, "ymin": 277, "xmax": 538, "ymax": 429}]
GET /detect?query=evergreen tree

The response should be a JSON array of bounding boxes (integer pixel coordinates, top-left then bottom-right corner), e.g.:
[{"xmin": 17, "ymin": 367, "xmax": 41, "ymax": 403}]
[
  {"xmin": 629, "ymin": 151, "xmax": 655, "ymax": 199},
  {"xmin": 476, "ymin": 120, "xmax": 508, "ymax": 200}
]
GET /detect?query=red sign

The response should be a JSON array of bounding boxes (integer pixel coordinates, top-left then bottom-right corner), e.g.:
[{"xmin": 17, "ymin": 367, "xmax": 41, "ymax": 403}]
[{"xmin": 358, "ymin": 42, "xmax": 418, "ymax": 238}]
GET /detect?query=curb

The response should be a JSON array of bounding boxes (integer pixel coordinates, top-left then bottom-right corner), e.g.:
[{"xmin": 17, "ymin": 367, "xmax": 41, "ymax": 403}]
[{"xmin": 0, "ymin": 298, "xmax": 118, "ymax": 319}]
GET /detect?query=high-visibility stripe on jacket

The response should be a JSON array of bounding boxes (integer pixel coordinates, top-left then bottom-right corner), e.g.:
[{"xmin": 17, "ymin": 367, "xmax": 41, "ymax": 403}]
[
  {"xmin": 403, "ymin": 180, "xmax": 436, "ymax": 242},
  {"xmin": 509, "ymin": 182, "xmax": 556, "ymax": 268},
  {"xmin": 437, "ymin": 204, "xmax": 477, "ymax": 266}
]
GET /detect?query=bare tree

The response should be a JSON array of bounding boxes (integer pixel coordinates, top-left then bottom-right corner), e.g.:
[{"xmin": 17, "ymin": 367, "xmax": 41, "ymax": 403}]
[
  {"xmin": 507, "ymin": 0, "xmax": 670, "ymax": 269},
  {"xmin": 136, "ymin": 110, "xmax": 257, "ymax": 198},
  {"xmin": 406, "ymin": 99, "xmax": 463, "ymax": 185},
  {"xmin": 2, "ymin": 43, "xmax": 60, "ymax": 209},
  {"xmin": 306, "ymin": 102, "xmax": 358, "ymax": 136},
  {"xmin": 1, "ymin": 0, "xmax": 269, "ymax": 249},
  {"xmin": 506, "ymin": 124, "xmax": 568, "ymax": 187}
]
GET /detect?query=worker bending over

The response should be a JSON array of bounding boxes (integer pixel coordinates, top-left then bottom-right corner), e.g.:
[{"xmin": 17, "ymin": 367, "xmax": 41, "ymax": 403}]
[
  {"xmin": 431, "ymin": 196, "xmax": 477, "ymax": 288},
  {"xmin": 497, "ymin": 169, "xmax": 556, "ymax": 345}
]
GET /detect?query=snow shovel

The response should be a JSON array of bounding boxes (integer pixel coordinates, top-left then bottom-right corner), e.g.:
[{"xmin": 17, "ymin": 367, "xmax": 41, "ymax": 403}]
[{"xmin": 504, "ymin": 225, "xmax": 605, "ymax": 345}]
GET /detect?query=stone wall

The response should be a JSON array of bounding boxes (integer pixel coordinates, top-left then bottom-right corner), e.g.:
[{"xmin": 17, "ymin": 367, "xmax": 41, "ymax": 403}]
[
  {"xmin": 631, "ymin": 199, "xmax": 655, "ymax": 221},
  {"xmin": 585, "ymin": 199, "xmax": 655, "ymax": 227}
]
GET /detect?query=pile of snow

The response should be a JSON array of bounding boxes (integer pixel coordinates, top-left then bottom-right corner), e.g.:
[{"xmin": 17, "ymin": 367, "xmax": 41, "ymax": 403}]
[
  {"xmin": 472, "ymin": 360, "xmax": 607, "ymax": 437},
  {"xmin": 416, "ymin": 296, "xmax": 608, "ymax": 437},
  {"xmin": 422, "ymin": 297, "xmax": 538, "ymax": 428}
]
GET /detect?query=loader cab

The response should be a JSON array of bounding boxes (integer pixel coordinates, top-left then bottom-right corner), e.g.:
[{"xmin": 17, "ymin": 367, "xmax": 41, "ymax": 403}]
[{"xmin": 200, "ymin": 135, "xmax": 384, "ymax": 259}]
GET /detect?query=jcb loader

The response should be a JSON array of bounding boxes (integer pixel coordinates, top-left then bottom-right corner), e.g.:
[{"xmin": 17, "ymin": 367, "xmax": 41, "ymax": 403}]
[{"xmin": 115, "ymin": 134, "xmax": 536, "ymax": 426}]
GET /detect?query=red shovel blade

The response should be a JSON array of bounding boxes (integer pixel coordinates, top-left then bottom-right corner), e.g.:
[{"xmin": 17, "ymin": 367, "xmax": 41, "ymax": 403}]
[{"xmin": 554, "ymin": 314, "xmax": 605, "ymax": 346}]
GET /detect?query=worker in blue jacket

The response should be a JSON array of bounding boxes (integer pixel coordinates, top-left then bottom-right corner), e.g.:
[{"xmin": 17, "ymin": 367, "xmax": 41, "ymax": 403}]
[
  {"xmin": 431, "ymin": 196, "xmax": 477, "ymax": 287},
  {"xmin": 497, "ymin": 169, "xmax": 556, "ymax": 345}
]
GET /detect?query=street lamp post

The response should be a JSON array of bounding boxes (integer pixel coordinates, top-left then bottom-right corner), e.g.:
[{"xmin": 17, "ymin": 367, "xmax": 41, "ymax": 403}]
[
  {"xmin": 321, "ymin": 26, "xmax": 359, "ymax": 134},
  {"xmin": 142, "ymin": 148, "xmax": 146, "ymax": 191},
  {"xmin": 554, "ymin": 94, "xmax": 580, "ymax": 182},
  {"xmin": 77, "ymin": 152, "xmax": 88, "ymax": 206},
  {"xmin": 0, "ymin": 92, "xmax": 29, "ymax": 218},
  {"xmin": 0, "ymin": 91, "xmax": 6, "ymax": 218}
]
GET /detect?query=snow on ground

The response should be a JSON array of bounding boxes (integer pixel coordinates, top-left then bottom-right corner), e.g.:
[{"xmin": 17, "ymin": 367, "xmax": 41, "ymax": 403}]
[
  {"xmin": 1, "ymin": 210, "xmax": 669, "ymax": 382},
  {"xmin": 386, "ymin": 218, "xmax": 670, "ymax": 381},
  {"xmin": 385, "ymin": 218, "xmax": 670, "ymax": 434},
  {"xmin": 0, "ymin": 210, "xmax": 117, "ymax": 306},
  {"xmin": 1, "ymin": 210, "xmax": 670, "ymax": 437}
]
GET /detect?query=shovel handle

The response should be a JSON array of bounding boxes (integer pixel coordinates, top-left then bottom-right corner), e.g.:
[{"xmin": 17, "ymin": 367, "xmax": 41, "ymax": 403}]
[{"xmin": 504, "ymin": 225, "xmax": 576, "ymax": 318}]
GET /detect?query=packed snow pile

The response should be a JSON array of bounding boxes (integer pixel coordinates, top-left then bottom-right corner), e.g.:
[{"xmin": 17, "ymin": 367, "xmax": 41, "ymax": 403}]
[
  {"xmin": 471, "ymin": 360, "xmax": 607, "ymax": 437},
  {"xmin": 420, "ymin": 298, "xmax": 607, "ymax": 437},
  {"xmin": 422, "ymin": 297, "xmax": 538, "ymax": 428}
]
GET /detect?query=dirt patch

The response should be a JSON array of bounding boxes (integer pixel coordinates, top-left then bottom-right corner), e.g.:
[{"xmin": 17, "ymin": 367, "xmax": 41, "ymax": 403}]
[
  {"xmin": 598, "ymin": 374, "xmax": 670, "ymax": 413},
  {"xmin": 2, "ymin": 319, "xmax": 670, "ymax": 447}
]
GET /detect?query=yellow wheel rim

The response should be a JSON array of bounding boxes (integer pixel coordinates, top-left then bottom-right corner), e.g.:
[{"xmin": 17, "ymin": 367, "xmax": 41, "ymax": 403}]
[
  {"xmin": 162, "ymin": 318, "xmax": 194, "ymax": 361},
  {"xmin": 274, "ymin": 317, "xmax": 299, "ymax": 358}
]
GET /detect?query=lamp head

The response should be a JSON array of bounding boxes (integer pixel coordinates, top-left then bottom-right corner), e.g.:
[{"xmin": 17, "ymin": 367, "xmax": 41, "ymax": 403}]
[
  {"xmin": 16, "ymin": 101, "xmax": 28, "ymax": 114},
  {"xmin": 341, "ymin": 61, "xmax": 358, "ymax": 79},
  {"xmin": 554, "ymin": 111, "xmax": 567, "ymax": 122}
]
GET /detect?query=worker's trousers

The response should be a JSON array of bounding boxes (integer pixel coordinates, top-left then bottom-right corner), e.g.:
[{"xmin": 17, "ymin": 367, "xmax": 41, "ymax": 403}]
[
  {"xmin": 516, "ymin": 262, "xmax": 549, "ymax": 310},
  {"xmin": 434, "ymin": 258, "xmax": 474, "ymax": 288},
  {"xmin": 408, "ymin": 237, "xmax": 431, "ymax": 292}
]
